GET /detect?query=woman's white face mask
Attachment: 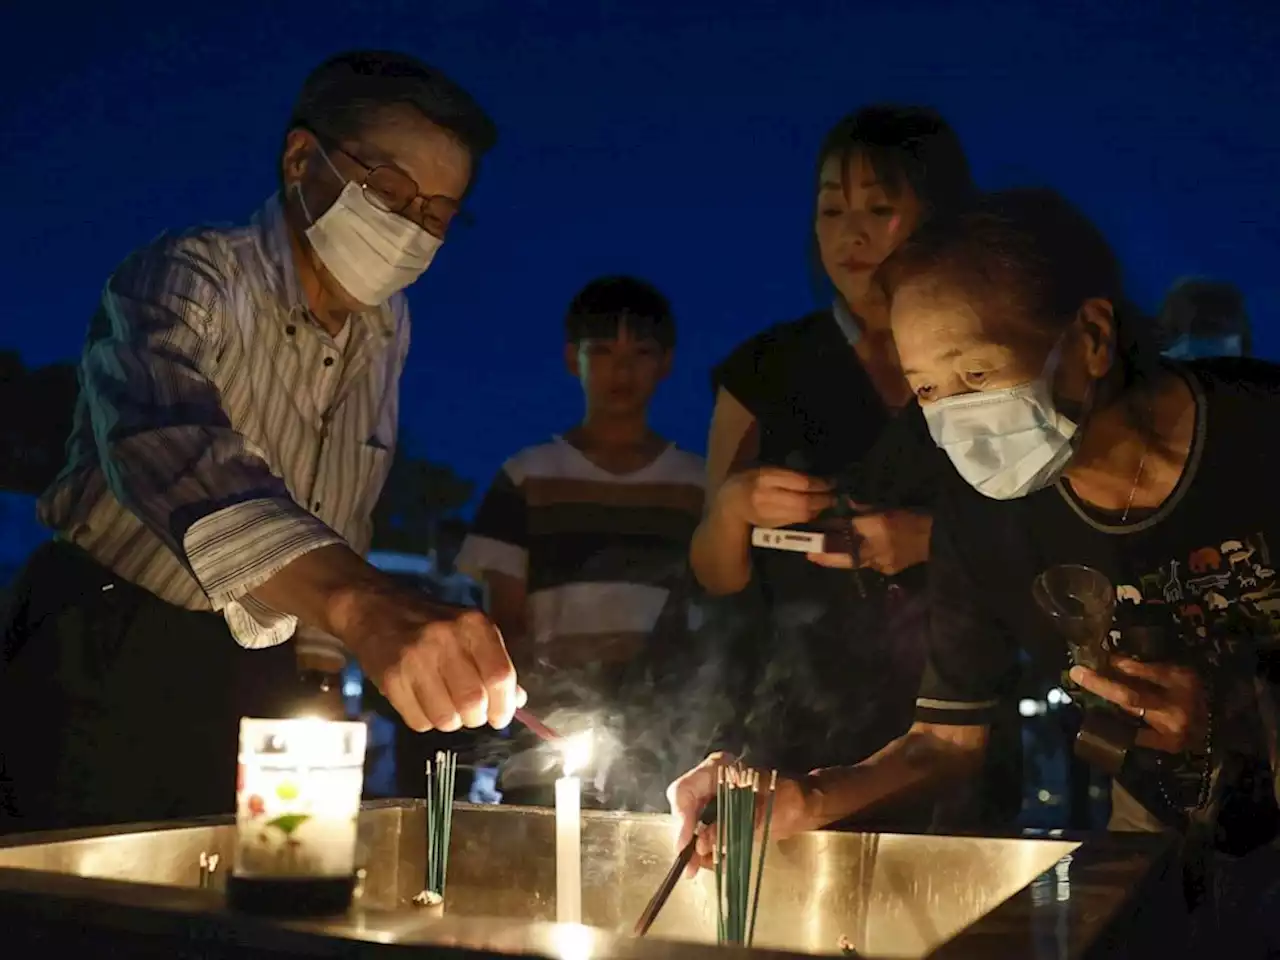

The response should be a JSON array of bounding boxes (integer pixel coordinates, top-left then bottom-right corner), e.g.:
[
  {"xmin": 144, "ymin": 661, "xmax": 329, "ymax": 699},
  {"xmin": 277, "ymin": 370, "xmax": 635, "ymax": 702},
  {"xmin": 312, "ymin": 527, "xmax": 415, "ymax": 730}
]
[
  {"xmin": 923, "ymin": 337, "xmax": 1091, "ymax": 500},
  {"xmin": 296, "ymin": 144, "xmax": 442, "ymax": 306}
]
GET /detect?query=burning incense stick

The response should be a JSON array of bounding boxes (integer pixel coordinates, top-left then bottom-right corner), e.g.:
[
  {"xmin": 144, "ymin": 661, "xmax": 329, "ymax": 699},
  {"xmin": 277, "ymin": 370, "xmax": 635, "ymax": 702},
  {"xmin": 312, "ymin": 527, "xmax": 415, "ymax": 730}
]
[
  {"xmin": 416, "ymin": 750, "xmax": 457, "ymax": 904},
  {"xmin": 514, "ymin": 707, "xmax": 561, "ymax": 743}
]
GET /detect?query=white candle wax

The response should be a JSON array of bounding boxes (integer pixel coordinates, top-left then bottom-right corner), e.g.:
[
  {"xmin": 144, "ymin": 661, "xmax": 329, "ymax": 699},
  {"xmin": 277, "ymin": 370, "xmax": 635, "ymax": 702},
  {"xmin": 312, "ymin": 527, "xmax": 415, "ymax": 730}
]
[{"xmin": 555, "ymin": 774, "xmax": 582, "ymax": 924}]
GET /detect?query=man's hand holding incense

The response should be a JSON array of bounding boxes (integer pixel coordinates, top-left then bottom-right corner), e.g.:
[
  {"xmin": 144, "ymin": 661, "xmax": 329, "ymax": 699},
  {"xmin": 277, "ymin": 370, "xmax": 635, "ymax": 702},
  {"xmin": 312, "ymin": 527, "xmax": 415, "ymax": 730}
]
[
  {"xmin": 253, "ymin": 544, "xmax": 527, "ymax": 735},
  {"xmin": 338, "ymin": 578, "xmax": 526, "ymax": 734}
]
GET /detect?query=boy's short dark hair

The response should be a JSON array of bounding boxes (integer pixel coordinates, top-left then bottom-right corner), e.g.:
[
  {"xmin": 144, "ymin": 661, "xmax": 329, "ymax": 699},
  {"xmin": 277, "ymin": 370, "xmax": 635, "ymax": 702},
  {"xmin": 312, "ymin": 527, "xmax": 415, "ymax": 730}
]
[
  {"xmin": 564, "ymin": 276, "xmax": 676, "ymax": 349},
  {"xmin": 289, "ymin": 50, "xmax": 497, "ymax": 160}
]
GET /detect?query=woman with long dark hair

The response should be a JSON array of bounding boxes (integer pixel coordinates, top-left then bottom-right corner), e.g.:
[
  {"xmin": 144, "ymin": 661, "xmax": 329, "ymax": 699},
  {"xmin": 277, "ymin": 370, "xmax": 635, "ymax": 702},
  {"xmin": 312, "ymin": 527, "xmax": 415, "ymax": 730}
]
[{"xmin": 681, "ymin": 106, "xmax": 1019, "ymax": 827}]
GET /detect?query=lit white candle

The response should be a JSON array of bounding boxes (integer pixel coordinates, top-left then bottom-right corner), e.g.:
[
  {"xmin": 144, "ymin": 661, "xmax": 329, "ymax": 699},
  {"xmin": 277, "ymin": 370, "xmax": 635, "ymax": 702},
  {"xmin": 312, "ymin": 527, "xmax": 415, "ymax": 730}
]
[{"xmin": 555, "ymin": 731, "xmax": 592, "ymax": 924}]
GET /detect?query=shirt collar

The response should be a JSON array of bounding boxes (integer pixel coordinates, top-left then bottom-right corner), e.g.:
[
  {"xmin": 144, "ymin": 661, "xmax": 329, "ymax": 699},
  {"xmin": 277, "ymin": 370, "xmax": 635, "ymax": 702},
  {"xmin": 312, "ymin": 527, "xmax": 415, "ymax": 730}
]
[
  {"xmin": 252, "ymin": 193, "xmax": 398, "ymax": 341},
  {"xmin": 254, "ymin": 193, "xmax": 308, "ymax": 318},
  {"xmin": 832, "ymin": 298, "xmax": 862, "ymax": 346}
]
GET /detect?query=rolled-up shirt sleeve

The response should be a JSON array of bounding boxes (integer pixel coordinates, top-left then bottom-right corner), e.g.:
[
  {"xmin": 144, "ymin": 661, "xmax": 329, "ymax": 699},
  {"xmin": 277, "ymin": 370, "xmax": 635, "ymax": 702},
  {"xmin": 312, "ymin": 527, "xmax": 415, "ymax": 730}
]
[
  {"xmin": 914, "ymin": 496, "xmax": 1019, "ymax": 727},
  {"xmin": 85, "ymin": 238, "xmax": 345, "ymax": 642}
]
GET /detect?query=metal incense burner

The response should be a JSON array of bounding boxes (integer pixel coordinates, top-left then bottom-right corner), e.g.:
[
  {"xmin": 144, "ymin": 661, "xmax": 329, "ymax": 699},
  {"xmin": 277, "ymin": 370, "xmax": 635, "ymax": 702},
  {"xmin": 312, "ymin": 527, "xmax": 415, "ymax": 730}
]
[{"xmin": 0, "ymin": 800, "xmax": 1175, "ymax": 959}]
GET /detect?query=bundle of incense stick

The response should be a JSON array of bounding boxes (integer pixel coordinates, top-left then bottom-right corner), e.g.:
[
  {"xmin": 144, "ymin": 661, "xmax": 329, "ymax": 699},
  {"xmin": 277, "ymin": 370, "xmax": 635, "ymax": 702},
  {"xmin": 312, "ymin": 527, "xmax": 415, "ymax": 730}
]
[
  {"xmin": 714, "ymin": 765, "xmax": 777, "ymax": 947},
  {"xmin": 423, "ymin": 750, "xmax": 458, "ymax": 899}
]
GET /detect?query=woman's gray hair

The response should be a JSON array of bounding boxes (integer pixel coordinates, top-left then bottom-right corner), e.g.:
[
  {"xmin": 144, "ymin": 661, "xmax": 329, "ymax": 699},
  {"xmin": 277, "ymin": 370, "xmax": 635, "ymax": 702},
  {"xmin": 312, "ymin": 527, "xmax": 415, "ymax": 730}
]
[{"xmin": 877, "ymin": 187, "xmax": 1159, "ymax": 384}]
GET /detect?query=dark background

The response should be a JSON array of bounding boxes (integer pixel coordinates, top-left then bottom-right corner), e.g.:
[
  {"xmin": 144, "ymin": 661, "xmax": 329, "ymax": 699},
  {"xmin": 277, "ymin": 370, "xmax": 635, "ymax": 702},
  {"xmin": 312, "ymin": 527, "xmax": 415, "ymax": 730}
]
[{"xmin": 1, "ymin": 0, "xmax": 1275, "ymax": 549}]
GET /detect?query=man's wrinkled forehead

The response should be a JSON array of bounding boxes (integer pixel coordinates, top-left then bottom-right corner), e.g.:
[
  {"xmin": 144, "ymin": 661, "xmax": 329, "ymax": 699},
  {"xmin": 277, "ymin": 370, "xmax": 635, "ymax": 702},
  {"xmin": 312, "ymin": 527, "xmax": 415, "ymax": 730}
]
[{"xmin": 356, "ymin": 103, "xmax": 472, "ymax": 195}]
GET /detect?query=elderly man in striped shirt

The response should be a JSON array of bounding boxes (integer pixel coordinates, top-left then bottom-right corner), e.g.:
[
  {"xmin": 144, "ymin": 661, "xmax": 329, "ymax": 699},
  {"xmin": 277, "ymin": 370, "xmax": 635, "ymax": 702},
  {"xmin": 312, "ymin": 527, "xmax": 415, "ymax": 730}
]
[{"xmin": 0, "ymin": 51, "xmax": 522, "ymax": 834}]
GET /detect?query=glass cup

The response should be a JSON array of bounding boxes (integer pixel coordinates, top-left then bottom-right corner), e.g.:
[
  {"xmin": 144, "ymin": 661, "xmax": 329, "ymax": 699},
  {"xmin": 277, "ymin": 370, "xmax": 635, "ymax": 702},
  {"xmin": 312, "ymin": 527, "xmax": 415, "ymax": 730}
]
[
  {"xmin": 233, "ymin": 717, "xmax": 368, "ymax": 882},
  {"xmin": 1032, "ymin": 564, "xmax": 1117, "ymax": 675},
  {"xmin": 1032, "ymin": 565, "xmax": 1141, "ymax": 776}
]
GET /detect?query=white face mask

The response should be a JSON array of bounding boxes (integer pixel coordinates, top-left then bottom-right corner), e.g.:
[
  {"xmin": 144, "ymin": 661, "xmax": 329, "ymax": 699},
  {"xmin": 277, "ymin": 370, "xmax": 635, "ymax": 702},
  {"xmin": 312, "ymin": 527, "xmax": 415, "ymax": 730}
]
[
  {"xmin": 923, "ymin": 339, "xmax": 1086, "ymax": 500},
  {"xmin": 297, "ymin": 148, "xmax": 443, "ymax": 306}
]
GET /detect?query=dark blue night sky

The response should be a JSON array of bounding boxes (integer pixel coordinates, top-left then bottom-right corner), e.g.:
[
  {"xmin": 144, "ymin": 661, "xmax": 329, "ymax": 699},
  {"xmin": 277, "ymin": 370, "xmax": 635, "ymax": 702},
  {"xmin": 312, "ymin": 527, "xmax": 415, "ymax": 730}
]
[{"xmin": 1, "ymin": 0, "xmax": 1276, "ymax": 518}]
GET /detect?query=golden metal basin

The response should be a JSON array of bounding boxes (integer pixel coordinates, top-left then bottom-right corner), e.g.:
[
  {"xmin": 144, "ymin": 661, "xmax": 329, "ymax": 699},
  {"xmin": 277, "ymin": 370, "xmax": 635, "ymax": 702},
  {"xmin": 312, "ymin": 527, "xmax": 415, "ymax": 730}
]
[{"xmin": 0, "ymin": 800, "xmax": 1174, "ymax": 959}]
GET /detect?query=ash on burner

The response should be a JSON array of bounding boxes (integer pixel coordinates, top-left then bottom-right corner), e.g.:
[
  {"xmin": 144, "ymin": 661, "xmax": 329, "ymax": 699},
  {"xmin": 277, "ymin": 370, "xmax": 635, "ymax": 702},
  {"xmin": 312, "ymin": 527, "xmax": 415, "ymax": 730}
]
[{"xmin": 411, "ymin": 889, "xmax": 443, "ymax": 908}]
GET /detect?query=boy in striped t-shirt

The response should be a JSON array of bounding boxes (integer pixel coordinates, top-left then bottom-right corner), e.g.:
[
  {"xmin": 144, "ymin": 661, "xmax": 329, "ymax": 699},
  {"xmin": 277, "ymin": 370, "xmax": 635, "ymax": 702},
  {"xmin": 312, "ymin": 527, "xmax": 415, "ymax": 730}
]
[{"xmin": 457, "ymin": 276, "xmax": 704, "ymax": 800}]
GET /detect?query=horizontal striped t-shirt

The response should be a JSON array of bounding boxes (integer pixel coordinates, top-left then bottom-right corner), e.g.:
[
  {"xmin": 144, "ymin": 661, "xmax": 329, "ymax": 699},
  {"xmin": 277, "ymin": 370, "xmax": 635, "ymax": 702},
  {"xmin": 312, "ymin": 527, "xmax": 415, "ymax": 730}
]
[{"xmin": 457, "ymin": 436, "xmax": 705, "ymax": 667}]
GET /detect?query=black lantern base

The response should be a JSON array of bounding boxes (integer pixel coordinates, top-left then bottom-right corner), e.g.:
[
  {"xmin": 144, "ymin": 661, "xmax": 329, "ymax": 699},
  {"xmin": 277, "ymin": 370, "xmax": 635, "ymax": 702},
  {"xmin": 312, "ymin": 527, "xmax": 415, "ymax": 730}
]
[{"xmin": 226, "ymin": 874, "xmax": 357, "ymax": 918}]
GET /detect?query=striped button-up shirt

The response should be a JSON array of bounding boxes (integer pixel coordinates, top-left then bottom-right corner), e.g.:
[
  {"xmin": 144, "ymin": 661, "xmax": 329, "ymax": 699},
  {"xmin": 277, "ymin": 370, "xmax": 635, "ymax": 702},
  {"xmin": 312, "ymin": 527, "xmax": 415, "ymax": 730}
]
[{"xmin": 39, "ymin": 195, "xmax": 409, "ymax": 660}]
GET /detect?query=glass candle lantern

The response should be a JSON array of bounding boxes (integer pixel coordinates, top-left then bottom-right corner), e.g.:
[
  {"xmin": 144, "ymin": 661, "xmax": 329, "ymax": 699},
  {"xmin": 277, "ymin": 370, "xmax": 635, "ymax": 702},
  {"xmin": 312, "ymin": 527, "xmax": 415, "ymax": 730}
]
[{"xmin": 230, "ymin": 717, "xmax": 367, "ymax": 913}]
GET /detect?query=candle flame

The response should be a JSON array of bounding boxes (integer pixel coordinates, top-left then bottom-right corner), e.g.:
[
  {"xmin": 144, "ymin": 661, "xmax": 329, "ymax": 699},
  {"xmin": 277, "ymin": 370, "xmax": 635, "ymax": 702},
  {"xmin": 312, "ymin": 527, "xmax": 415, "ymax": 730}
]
[
  {"xmin": 560, "ymin": 731, "xmax": 593, "ymax": 777},
  {"xmin": 550, "ymin": 921, "xmax": 597, "ymax": 960},
  {"xmin": 289, "ymin": 716, "xmax": 336, "ymax": 754}
]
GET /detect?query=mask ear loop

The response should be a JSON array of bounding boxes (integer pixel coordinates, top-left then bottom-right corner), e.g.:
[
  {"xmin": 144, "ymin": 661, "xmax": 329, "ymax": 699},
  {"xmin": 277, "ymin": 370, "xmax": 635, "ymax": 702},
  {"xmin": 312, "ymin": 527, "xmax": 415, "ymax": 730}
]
[
  {"xmin": 1083, "ymin": 304, "xmax": 1129, "ymax": 420},
  {"xmin": 312, "ymin": 139, "xmax": 348, "ymax": 182},
  {"xmin": 292, "ymin": 182, "xmax": 316, "ymax": 226},
  {"xmin": 1053, "ymin": 309, "xmax": 1126, "ymax": 452},
  {"xmin": 1039, "ymin": 329, "xmax": 1071, "ymax": 383},
  {"xmin": 1044, "ymin": 316, "xmax": 1108, "ymax": 438},
  {"xmin": 293, "ymin": 138, "xmax": 353, "ymax": 227}
]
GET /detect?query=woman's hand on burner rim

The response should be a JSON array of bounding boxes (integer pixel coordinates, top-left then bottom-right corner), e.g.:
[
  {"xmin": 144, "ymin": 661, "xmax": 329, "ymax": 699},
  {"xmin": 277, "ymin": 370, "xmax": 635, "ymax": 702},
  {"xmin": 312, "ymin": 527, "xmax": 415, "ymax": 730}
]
[
  {"xmin": 1069, "ymin": 657, "xmax": 1208, "ymax": 754},
  {"xmin": 808, "ymin": 504, "xmax": 932, "ymax": 576}
]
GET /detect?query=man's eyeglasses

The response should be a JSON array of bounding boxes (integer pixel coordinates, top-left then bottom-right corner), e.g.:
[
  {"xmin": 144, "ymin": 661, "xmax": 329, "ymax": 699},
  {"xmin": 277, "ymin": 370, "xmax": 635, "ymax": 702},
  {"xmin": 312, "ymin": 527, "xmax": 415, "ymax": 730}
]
[{"xmin": 310, "ymin": 129, "xmax": 473, "ymax": 239}]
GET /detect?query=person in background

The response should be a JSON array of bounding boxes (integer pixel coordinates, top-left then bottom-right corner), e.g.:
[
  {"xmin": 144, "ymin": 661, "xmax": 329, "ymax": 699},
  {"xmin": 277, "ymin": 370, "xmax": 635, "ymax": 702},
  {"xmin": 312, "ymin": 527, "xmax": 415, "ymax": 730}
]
[
  {"xmin": 458, "ymin": 276, "xmax": 705, "ymax": 805},
  {"xmin": 1159, "ymin": 277, "xmax": 1252, "ymax": 360},
  {"xmin": 683, "ymin": 105, "xmax": 1020, "ymax": 829},
  {"xmin": 0, "ymin": 50, "xmax": 522, "ymax": 834},
  {"xmin": 671, "ymin": 188, "xmax": 1280, "ymax": 956},
  {"xmin": 423, "ymin": 517, "xmax": 483, "ymax": 608}
]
